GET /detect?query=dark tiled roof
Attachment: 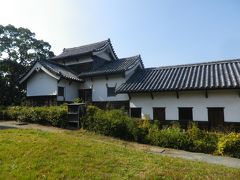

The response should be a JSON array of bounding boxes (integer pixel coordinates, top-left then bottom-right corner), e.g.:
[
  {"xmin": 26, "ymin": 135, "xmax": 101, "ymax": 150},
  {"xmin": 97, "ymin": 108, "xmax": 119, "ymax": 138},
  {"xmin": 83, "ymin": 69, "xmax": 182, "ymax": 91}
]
[
  {"xmin": 51, "ymin": 39, "xmax": 117, "ymax": 60},
  {"xmin": 79, "ymin": 55, "xmax": 143, "ymax": 77},
  {"xmin": 38, "ymin": 60, "xmax": 82, "ymax": 82},
  {"xmin": 117, "ymin": 59, "xmax": 240, "ymax": 93}
]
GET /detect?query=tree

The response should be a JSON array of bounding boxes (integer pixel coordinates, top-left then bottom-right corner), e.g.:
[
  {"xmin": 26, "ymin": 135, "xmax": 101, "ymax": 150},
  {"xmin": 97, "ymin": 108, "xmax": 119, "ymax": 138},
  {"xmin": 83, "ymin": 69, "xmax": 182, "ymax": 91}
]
[{"xmin": 0, "ymin": 24, "xmax": 54, "ymax": 106}]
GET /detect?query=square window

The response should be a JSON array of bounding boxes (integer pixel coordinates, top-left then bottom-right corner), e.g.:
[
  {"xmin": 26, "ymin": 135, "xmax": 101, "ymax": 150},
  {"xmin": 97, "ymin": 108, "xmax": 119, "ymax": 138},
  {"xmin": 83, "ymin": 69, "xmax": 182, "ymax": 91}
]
[
  {"xmin": 179, "ymin": 108, "xmax": 193, "ymax": 121},
  {"xmin": 130, "ymin": 108, "xmax": 141, "ymax": 118},
  {"xmin": 107, "ymin": 87, "xmax": 116, "ymax": 97}
]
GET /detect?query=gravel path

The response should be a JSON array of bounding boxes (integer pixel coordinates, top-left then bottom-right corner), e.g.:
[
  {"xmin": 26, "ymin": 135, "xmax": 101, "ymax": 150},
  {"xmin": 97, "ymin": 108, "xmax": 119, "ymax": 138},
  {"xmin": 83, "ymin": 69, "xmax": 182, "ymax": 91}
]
[{"xmin": 0, "ymin": 120, "xmax": 240, "ymax": 169}]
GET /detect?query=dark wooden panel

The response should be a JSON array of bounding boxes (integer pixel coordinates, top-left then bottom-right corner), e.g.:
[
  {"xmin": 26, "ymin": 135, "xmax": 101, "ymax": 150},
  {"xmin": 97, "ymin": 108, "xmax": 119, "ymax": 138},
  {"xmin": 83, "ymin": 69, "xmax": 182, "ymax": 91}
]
[
  {"xmin": 153, "ymin": 107, "xmax": 165, "ymax": 121},
  {"xmin": 208, "ymin": 108, "xmax": 224, "ymax": 129},
  {"xmin": 79, "ymin": 89, "xmax": 92, "ymax": 102}
]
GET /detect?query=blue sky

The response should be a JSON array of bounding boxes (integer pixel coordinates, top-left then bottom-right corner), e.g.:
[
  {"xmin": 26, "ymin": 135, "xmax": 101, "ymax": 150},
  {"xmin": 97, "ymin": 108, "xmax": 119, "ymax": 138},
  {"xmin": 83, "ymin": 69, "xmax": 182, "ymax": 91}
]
[{"xmin": 1, "ymin": 0, "xmax": 240, "ymax": 67}]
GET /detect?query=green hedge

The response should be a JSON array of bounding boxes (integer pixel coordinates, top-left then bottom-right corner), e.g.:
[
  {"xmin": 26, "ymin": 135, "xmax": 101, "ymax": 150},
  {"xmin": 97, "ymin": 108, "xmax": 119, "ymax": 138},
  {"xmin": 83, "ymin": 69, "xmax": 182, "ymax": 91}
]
[
  {"xmin": 1, "ymin": 105, "xmax": 239, "ymax": 158},
  {"xmin": 146, "ymin": 123, "xmax": 218, "ymax": 153},
  {"xmin": 82, "ymin": 106, "xmax": 240, "ymax": 158},
  {"xmin": 0, "ymin": 105, "xmax": 67, "ymax": 127}
]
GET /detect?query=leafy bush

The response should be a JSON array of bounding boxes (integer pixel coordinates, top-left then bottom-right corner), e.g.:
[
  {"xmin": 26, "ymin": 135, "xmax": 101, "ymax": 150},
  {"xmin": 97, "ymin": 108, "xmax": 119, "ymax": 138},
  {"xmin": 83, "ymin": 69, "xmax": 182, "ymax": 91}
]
[
  {"xmin": 147, "ymin": 123, "xmax": 192, "ymax": 150},
  {"xmin": 82, "ymin": 106, "xmax": 151, "ymax": 142},
  {"xmin": 82, "ymin": 106, "xmax": 135, "ymax": 140},
  {"xmin": 130, "ymin": 118, "xmax": 151, "ymax": 143},
  {"xmin": 3, "ymin": 105, "xmax": 67, "ymax": 127},
  {"xmin": 187, "ymin": 123, "xmax": 219, "ymax": 153},
  {"xmin": 217, "ymin": 133, "xmax": 240, "ymax": 158}
]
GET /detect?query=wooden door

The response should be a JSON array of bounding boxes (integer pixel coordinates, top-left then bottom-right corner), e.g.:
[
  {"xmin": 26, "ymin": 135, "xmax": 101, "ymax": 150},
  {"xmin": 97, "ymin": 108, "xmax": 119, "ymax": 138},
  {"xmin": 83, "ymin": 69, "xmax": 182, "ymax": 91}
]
[
  {"xmin": 78, "ymin": 90, "xmax": 85, "ymax": 101},
  {"xmin": 153, "ymin": 108, "xmax": 165, "ymax": 121},
  {"xmin": 208, "ymin": 108, "xmax": 224, "ymax": 129},
  {"xmin": 78, "ymin": 89, "xmax": 92, "ymax": 102}
]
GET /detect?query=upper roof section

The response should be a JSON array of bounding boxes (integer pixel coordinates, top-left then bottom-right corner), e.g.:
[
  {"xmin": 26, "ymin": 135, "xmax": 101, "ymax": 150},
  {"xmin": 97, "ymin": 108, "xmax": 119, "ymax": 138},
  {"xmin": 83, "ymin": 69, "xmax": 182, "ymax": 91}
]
[
  {"xmin": 51, "ymin": 39, "xmax": 118, "ymax": 60},
  {"xmin": 78, "ymin": 55, "xmax": 144, "ymax": 78},
  {"xmin": 19, "ymin": 39, "xmax": 144, "ymax": 84},
  {"xmin": 117, "ymin": 58, "xmax": 240, "ymax": 93}
]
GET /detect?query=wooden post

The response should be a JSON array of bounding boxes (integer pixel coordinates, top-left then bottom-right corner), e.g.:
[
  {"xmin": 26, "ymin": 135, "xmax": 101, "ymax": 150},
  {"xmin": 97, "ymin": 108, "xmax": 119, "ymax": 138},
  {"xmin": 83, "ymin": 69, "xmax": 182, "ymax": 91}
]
[
  {"xmin": 176, "ymin": 91, "xmax": 179, "ymax": 99},
  {"xmin": 205, "ymin": 89, "xmax": 208, "ymax": 98}
]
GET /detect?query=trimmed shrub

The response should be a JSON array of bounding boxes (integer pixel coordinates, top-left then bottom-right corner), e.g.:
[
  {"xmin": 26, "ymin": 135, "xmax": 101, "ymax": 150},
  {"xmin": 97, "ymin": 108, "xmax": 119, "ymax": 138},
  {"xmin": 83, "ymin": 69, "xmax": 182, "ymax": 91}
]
[
  {"xmin": 147, "ymin": 123, "xmax": 192, "ymax": 150},
  {"xmin": 82, "ymin": 106, "xmax": 151, "ymax": 142},
  {"xmin": 82, "ymin": 106, "xmax": 135, "ymax": 140},
  {"xmin": 217, "ymin": 133, "xmax": 240, "ymax": 158},
  {"xmin": 3, "ymin": 105, "xmax": 67, "ymax": 127}
]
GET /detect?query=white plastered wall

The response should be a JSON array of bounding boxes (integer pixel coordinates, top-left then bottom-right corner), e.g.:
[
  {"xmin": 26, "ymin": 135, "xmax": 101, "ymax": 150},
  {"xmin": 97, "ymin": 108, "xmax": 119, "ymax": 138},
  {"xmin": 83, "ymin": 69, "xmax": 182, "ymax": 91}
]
[
  {"xmin": 27, "ymin": 71, "xmax": 58, "ymax": 96},
  {"xmin": 130, "ymin": 90, "xmax": 240, "ymax": 122}
]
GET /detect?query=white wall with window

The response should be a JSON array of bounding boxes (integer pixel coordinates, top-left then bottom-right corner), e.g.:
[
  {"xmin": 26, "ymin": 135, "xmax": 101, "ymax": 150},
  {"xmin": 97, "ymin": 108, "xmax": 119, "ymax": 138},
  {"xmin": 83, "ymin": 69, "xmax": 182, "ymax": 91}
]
[
  {"xmin": 80, "ymin": 74, "xmax": 129, "ymax": 102},
  {"xmin": 129, "ymin": 89, "xmax": 240, "ymax": 122},
  {"xmin": 57, "ymin": 79, "xmax": 80, "ymax": 102}
]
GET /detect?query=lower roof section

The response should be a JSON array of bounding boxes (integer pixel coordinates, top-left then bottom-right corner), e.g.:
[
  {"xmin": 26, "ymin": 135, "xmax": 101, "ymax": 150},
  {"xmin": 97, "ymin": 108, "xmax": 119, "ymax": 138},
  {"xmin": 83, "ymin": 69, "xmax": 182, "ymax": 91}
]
[
  {"xmin": 117, "ymin": 58, "xmax": 240, "ymax": 93},
  {"xmin": 20, "ymin": 59, "xmax": 82, "ymax": 84}
]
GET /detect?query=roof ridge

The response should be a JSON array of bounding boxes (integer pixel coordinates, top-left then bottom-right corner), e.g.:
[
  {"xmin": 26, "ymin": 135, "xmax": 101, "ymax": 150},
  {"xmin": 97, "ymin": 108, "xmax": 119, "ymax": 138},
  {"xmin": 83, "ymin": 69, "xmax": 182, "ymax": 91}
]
[
  {"xmin": 118, "ymin": 54, "xmax": 141, "ymax": 61},
  {"xmin": 107, "ymin": 38, "xmax": 118, "ymax": 59},
  {"xmin": 63, "ymin": 39, "xmax": 109, "ymax": 52},
  {"xmin": 153, "ymin": 58, "xmax": 240, "ymax": 70}
]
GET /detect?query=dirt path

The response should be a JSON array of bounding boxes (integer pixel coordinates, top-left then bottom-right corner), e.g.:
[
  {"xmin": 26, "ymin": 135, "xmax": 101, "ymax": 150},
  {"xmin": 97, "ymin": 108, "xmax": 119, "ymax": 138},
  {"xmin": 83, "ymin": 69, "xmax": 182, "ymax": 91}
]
[
  {"xmin": 0, "ymin": 121, "xmax": 64, "ymax": 133},
  {"xmin": 1, "ymin": 120, "xmax": 240, "ymax": 169}
]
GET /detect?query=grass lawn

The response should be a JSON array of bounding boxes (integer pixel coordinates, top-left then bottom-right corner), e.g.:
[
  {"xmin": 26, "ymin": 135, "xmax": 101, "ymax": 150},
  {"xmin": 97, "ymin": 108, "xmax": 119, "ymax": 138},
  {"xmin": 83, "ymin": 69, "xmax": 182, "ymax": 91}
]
[{"xmin": 0, "ymin": 129, "xmax": 239, "ymax": 179}]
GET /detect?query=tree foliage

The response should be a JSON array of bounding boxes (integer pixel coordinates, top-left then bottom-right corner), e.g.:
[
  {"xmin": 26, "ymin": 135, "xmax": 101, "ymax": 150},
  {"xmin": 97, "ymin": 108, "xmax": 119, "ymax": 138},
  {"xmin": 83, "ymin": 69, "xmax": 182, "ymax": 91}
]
[{"xmin": 0, "ymin": 24, "xmax": 54, "ymax": 106}]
